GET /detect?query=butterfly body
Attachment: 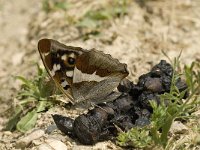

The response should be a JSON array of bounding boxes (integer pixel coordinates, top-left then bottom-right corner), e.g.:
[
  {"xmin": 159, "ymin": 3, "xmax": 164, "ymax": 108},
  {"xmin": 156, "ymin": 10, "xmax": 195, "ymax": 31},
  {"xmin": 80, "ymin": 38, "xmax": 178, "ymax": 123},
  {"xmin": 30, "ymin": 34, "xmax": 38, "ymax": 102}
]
[{"xmin": 38, "ymin": 39, "xmax": 129, "ymax": 104}]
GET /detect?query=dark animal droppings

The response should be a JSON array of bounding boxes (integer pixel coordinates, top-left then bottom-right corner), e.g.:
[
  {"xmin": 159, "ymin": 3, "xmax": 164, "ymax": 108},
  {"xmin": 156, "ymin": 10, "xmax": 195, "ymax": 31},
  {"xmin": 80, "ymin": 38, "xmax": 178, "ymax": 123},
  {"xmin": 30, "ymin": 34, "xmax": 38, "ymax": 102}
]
[{"xmin": 52, "ymin": 60, "xmax": 188, "ymax": 145}]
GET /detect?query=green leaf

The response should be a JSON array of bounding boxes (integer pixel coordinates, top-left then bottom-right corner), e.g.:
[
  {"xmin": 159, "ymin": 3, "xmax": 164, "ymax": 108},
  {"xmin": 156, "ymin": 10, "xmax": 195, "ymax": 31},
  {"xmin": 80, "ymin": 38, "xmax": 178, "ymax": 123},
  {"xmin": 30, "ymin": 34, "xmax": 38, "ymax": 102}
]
[
  {"xmin": 39, "ymin": 80, "xmax": 54, "ymax": 98},
  {"xmin": 36, "ymin": 101, "xmax": 48, "ymax": 112},
  {"xmin": 17, "ymin": 92, "xmax": 37, "ymax": 99},
  {"xmin": 117, "ymin": 127, "xmax": 153, "ymax": 148},
  {"xmin": 86, "ymin": 10, "xmax": 112, "ymax": 21},
  {"xmin": 16, "ymin": 76, "xmax": 32, "ymax": 88},
  {"xmin": 16, "ymin": 109, "xmax": 38, "ymax": 132},
  {"xmin": 16, "ymin": 76, "xmax": 38, "ymax": 94},
  {"xmin": 160, "ymin": 115, "xmax": 173, "ymax": 147},
  {"xmin": 5, "ymin": 107, "xmax": 22, "ymax": 131}
]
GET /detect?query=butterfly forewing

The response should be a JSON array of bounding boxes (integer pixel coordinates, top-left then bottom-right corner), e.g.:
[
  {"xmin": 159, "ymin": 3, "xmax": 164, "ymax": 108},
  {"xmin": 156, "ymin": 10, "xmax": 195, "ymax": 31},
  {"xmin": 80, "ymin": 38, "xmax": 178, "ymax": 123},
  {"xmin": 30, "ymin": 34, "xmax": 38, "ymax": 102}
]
[
  {"xmin": 38, "ymin": 39, "xmax": 86, "ymax": 103},
  {"xmin": 38, "ymin": 39, "xmax": 129, "ymax": 105}
]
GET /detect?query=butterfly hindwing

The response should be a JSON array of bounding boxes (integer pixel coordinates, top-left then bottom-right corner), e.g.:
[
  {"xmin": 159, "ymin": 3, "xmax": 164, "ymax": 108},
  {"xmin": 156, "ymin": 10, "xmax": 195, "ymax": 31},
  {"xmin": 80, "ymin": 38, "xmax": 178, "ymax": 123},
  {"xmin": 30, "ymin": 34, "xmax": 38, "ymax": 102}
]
[
  {"xmin": 71, "ymin": 50, "xmax": 129, "ymax": 103},
  {"xmin": 71, "ymin": 76, "xmax": 122, "ymax": 103}
]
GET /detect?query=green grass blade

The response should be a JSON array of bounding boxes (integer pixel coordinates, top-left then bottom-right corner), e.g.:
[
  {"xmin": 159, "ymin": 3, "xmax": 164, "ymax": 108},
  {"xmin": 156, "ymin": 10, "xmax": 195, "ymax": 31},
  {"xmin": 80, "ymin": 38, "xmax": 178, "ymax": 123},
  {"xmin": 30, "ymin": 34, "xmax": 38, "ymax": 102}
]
[
  {"xmin": 16, "ymin": 109, "xmax": 38, "ymax": 133},
  {"xmin": 5, "ymin": 107, "xmax": 22, "ymax": 131}
]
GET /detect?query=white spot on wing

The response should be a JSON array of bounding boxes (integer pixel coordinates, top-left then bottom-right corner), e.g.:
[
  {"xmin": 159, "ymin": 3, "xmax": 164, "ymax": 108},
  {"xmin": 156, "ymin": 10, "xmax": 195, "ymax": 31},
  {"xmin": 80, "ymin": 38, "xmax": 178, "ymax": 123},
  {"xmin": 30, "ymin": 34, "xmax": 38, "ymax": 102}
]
[
  {"xmin": 44, "ymin": 52, "xmax": 50, "ymax": 56},
  {"xmin": 61, "ymin": 54, "xmax": 67, "ymax": 61},
  {"xmin": 51, "ymin": 70, "xmax": 55, "ymax": 76},
  {"xmin": 53, "ymin": 64, "xmax": 61, "ymax": 71},
  {"xmin": 69, "ymin": 53, "xmax": 75, "ymax": 58},
  {"xmin": 66, "ymin": 70, "xmax": 74, "ymax": 77},
  {"xmin": 73, "ymin": 67, "xmax": 107, "ymax": 83},
  {"xmin": 58, "ymin": 64, "xmax": 61, "ymax": 70},
  {"xmin": 61, "ymin": 80, "xmax": 69, "ymax": 87}
]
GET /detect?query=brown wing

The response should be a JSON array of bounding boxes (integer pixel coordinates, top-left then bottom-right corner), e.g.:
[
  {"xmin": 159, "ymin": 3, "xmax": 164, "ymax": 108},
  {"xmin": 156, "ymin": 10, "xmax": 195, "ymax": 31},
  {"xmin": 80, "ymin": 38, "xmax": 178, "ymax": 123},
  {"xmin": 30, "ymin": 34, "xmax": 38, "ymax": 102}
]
[
  {"xmin": 38, "ymin": 38, "xmax": 86, "ymax": 103},
  {"xmin": 71, "ymin": 50, "xmax": 129, "ymax": 103},
  {"xmin": 38, "ymin": 39, "xmax": 129, "ymax": 104}
]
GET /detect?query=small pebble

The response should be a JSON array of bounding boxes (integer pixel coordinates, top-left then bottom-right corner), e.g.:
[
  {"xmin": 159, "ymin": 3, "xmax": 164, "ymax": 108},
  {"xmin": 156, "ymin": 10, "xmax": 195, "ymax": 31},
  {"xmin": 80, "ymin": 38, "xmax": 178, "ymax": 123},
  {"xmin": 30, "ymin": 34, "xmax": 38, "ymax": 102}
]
[
  {"xmin": 170, "ymin": 121, "xmax": 188, "ymax": 134},
  {"xmin": 15, "ymin": 129, "xmax": 45, "ymax": 148},
  {"xmin": 38, "ymin": 138, "xmax": 68, "ymax": 150},
  {"xmin": 3, "ymin": 131, "xmax": 12, "ymax": 136}
]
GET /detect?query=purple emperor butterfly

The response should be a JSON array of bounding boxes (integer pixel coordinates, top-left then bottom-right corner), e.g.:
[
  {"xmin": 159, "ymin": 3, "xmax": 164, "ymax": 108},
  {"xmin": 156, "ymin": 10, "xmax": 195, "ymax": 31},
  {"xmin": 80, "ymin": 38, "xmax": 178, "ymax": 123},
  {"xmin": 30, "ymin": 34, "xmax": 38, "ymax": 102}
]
[{"xmin": 38, "ymin": 39, "xmax": 129, "ymax": 104}]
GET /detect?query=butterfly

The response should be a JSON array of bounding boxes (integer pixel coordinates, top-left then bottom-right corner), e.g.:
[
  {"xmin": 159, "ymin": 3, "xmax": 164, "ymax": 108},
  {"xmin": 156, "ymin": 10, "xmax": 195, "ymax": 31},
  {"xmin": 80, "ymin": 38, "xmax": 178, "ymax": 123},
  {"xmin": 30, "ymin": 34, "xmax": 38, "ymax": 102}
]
[{"xmin": 38, "ymin": 39, "xmax": 129, "ymax": 104}]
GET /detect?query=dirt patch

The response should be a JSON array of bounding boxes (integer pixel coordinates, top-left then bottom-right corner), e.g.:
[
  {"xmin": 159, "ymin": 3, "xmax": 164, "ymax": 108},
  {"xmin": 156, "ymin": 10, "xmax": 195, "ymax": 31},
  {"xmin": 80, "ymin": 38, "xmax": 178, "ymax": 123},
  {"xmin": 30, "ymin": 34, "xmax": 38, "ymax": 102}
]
[{"xmin": 0, "ymin": 0, "xmax": 199, "ymax": 149}]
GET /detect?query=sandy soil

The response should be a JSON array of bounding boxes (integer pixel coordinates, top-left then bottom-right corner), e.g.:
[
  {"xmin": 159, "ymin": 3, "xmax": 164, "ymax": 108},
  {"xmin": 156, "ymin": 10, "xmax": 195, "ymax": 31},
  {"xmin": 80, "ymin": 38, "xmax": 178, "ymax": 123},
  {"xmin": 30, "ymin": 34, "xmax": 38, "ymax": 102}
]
[{"xmin": 0, "ymin": 0, "xmax": 199, "ymax": 149}]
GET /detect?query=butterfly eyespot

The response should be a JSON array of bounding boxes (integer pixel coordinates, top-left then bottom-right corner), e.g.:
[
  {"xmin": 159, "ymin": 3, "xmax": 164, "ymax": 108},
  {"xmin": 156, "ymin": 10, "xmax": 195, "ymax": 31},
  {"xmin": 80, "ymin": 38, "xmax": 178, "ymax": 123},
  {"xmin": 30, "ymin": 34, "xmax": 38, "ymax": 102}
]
[{"xmin": 68, "ymin": 57, "xmax": 76, "ymax": 65}]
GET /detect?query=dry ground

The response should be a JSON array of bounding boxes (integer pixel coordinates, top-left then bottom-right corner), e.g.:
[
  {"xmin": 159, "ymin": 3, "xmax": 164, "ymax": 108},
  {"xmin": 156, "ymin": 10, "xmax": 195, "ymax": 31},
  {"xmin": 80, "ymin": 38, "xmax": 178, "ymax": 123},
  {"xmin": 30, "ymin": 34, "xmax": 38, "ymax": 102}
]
[{"xmin": 0, "ymin": 0, "xmax": 200, "ymax": 149}]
